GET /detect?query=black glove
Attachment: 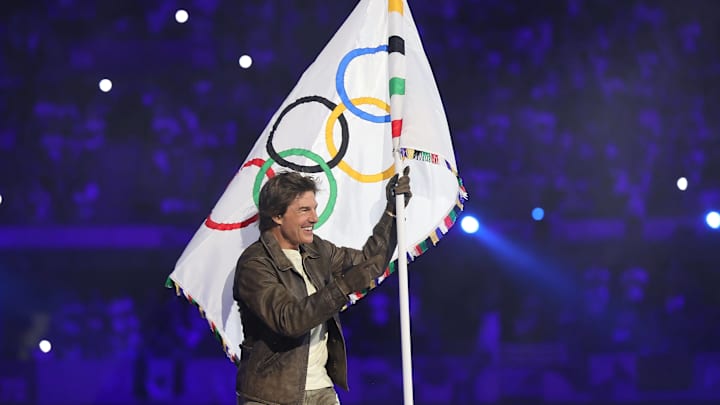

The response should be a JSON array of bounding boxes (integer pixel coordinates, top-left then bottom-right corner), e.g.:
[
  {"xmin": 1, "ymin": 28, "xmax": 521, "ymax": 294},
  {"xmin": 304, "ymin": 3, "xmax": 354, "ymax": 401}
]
[
  {"xmin": 385, "ymin": 166, "xmax": 412, "ymax": 212},
  {"xmin": 337, "ymin": 255, "xmax": 388, "ymax": 294}
]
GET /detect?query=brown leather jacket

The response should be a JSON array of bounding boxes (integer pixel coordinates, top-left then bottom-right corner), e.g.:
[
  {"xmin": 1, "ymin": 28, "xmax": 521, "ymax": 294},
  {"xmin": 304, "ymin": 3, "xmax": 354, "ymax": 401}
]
[{"xmin": 233, "ymin": 211, "xmax": 397, "ymax": 405}]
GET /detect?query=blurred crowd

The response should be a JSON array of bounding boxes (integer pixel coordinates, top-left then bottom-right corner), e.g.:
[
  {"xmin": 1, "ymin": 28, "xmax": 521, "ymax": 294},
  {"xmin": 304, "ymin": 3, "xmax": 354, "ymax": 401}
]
[
  {"xmin": 2, "ymin": 0, "xmax": 720, "ymax": 402},
  {"xmin": 3, "ymin": 228, "xmax": 718, "ymax": 363},
  {"xmin": 1, "ymin": 0, "xmax": 719, "ymax": 225}
]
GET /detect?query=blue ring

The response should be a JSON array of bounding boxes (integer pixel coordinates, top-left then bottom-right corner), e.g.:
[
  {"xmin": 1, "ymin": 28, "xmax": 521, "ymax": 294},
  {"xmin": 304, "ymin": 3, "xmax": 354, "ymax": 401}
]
[{"xmin": 335, "ymin": 45, "xmax": 391, "ymax": 124}]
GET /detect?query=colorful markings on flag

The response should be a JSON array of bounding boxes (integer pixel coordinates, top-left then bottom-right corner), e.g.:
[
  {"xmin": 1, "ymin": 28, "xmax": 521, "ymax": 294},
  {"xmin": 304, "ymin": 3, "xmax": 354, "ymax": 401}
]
[
  {"xmin": 389, "ymin": 77, "xmax": 405, "ymax": 96},
  {"xmin": 325, "ymin": 96, "xmax": 395, "ymax": 182},
  {"xmin": 400, "ymin": 147, "xmax": 441, "ymax": 165},
  {"xmin": 335, "ymin": 45, "xmax": 391, "ymax": 123},
  {"xmin": 387, "ymin": 3, "xmax": 405, "ymax": 139},
  {"xmin": 388, "ymin": 35, "xmax": 405, "ymax": 55},
  {"xmin": 253, "ymin": 148, "xmax": 338, "ymax": 228},
  {"xmin": 391, "ymin": 119, "xmax": 403, "ymax": 138},
  {"xmin": 388, "ymin": 0, "xmax": 404, "ymax": 14},
  {"xmin": 267, "ymin": 96, "xmax": 350, "ymax": 173},
  {"xmin": 204, "ymin": 159, "xmax": 275, "ymax": 230}
]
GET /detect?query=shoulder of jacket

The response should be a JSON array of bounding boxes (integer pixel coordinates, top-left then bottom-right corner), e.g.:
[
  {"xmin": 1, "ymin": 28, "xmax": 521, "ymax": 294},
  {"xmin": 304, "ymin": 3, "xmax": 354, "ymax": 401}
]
[
  {"xmin": 237, "ymin": 240, "xmax": 266, "ymax": 263},
  {"xmin": 305, "ymin": 234, "xmax": 338, "ymax": 255}
]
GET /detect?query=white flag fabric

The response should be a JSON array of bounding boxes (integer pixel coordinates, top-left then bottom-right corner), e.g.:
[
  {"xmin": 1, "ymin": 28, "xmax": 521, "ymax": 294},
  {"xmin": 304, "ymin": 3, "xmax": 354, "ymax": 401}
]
[{"xmin": 167, "ymin": 0, "xmax": 467, "ymax": 364}]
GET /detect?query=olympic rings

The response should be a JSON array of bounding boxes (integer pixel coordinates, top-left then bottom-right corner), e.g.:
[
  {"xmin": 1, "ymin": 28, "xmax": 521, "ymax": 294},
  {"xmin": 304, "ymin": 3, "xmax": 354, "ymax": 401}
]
[
  {"xmin": 204, "ymin": 159, "xmax": 275, "ymax": 230},
  {"xmin": 325, "ymin": 97, "xmax": 394, "ymax": 182},
  {"xmin": 335, "ymin": 45, "xmax": 391, "ymax": 123},
  {"xmin": 233, "ymin": 45, "xmax": 398, "ymax": 229},
  {"xmin": 266, "ymin": 95, "xmax": 349, "ymax": 173},
  {"xmin": 253, "ymin": 148, "xmax": 337, "ymax": 229}
]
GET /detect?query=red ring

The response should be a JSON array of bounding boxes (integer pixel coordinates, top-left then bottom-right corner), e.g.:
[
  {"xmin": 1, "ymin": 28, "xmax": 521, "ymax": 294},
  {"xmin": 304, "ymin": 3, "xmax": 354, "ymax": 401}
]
[{"xmin": 204, "ymin": 158, "xmax": 275, "ymax": 231}]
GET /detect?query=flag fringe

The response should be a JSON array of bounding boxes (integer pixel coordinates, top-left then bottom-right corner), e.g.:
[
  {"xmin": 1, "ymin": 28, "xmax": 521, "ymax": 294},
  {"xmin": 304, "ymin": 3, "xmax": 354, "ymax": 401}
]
[
  {"xmin": 165, "ymin": 276, "xmax": 241, "ymax": 366},
  {"xmin": 348, "ymin": 151, "xmax": 467, "ymax": 303}
]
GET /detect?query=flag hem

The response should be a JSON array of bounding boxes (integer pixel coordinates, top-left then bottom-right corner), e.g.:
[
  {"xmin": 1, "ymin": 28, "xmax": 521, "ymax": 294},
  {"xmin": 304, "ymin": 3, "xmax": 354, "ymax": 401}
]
[{"xmin": 164, "ymin": 276, "xmax": 241, "ymax": 365}]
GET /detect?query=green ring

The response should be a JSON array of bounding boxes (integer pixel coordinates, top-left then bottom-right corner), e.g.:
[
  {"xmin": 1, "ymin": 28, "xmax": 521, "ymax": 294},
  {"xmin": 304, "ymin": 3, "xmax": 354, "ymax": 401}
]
[{"xmin": 253, "ymin": 148, "xmax": 337, "ymax": 229}]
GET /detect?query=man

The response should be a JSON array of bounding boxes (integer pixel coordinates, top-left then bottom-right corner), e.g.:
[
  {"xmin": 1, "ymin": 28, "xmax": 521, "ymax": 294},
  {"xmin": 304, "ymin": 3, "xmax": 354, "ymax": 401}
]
[{"xmin": 233, "ymin": 167, "xmax": 411, "ymax": 405}]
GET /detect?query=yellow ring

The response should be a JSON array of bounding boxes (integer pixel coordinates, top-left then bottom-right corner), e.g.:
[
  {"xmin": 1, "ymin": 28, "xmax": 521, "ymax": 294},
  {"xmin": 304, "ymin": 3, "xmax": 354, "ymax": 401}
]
[{"xmin": 325, "ymin": 97, "xmax": 394, "ymax": 182}]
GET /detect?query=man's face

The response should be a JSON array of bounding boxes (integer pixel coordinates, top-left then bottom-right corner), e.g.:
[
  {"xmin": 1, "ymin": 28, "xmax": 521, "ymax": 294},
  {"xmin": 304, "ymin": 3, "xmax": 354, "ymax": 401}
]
[{"xmin": 271, "ymin": 190, "xmax": 319, "ymax": 250}]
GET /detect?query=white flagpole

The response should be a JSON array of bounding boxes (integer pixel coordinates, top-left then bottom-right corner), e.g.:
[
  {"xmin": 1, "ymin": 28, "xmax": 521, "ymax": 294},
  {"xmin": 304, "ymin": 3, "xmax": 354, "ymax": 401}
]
[
  {"xmin": 388, "ymin": 1, "xmax": 414, "ymax": 403},
  {"xmin": 393, "ymin": 143, "xmax": 414, "ymax": 405}
]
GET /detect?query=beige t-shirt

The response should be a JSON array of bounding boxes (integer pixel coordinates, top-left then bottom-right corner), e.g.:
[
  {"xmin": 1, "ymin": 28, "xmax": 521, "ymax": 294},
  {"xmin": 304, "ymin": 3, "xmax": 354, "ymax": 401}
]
[{"xmin": 282, "ymin": 249, "xmax": 334, "ymax": 390}]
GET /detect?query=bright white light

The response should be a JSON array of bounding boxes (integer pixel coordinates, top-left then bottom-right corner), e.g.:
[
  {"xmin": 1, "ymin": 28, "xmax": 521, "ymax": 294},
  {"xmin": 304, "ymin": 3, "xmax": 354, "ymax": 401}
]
[
  {"xmin": 676, "ymin": 177, "xmax": 688, "ymax": 191},
  {"xmin": 238, "ymin": 54, "xmax": 253, "ymax": 69},
  {"xmin": 39, "ymin": 339, "xmax": 52, "ymax": 353},
  {"xmin": 0, "ymin": 193, "xmax": 3, "ymax": 205},
  {"xmin": 460, "ymin": 216, "xmax": 479, "ymax": 234},
  {"xmin": 175, "ymin": 9, "xmax": 189, "ymax": 23},
  {"xmin": 98, "ymin": 79, "xmax": 112, "ymax": 93},
  {"xmin": 706, "ymin": 211, "xmax": 720, "ymax": 230}
]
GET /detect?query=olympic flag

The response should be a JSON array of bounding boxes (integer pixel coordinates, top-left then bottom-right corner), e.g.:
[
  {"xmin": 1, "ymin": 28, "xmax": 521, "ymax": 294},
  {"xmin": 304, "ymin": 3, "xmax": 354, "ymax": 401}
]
[{"xmin": 166, "ymin": 0, "xmax": 467, "ymax": 364}]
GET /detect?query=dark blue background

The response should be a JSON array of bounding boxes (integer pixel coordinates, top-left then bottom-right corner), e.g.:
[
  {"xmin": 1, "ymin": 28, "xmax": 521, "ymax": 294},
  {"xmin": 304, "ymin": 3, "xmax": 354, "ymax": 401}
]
[{"xmin": 1, "ymin": 0, "xmax": 720, "ymax": 404}]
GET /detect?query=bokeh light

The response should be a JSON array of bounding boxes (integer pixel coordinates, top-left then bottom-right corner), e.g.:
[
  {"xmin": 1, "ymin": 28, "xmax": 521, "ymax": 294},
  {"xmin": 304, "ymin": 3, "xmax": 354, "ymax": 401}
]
[
  {"xmin": 460, "ymin": 215, "xmax": 479, "ymax": 234},
  {"xmin": 175, "ymin": 9, "xmax": 189, "ymax": 23},
  {"xmin": 677, "ymin": 177, "xmax": 688, "ymax": 191},
  {"xmin": 532, "ymin": 207, "xmax": 545, "ymax": 221},
  {"xmin": 98, "ymin": 79, "xmax": 113, "ymax": 93},
  {"xmin": 706, "ymin": 211, "xmax": 720, "ymax": 230},
  {"xmin": 39, "ymin": 339, "xmax": 52, "ymax": 353},
  {"xmin": 239, "ymin": 54, "xmax": 253, "ymax": 69}
]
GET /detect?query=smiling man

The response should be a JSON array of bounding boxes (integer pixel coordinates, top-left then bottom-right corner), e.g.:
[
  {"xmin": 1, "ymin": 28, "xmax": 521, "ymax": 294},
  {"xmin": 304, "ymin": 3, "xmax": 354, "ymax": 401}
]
[{"xmin": 233, "ymin": 169, "xmax": 411, "ymax": 405}]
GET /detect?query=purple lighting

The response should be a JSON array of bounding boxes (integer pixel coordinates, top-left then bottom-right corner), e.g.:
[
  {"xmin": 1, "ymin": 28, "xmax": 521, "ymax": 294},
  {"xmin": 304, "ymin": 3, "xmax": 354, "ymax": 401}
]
[{"xmin": 1, "ymin": 1, "xmax": 720, "ymax": 404}]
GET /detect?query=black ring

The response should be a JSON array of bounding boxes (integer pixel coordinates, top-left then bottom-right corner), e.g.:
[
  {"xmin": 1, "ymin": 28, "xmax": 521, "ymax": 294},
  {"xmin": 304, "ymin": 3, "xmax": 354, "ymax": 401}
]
[{"xmin": 266, "ymin": 95, "xmax": 350, "ymax": 173}]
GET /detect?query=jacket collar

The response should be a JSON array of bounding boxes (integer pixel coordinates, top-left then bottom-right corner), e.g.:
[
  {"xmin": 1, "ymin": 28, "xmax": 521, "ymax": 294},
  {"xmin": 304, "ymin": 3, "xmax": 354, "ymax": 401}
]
[
  {"xmin": 301, "ymin": 239, "xmax": 320, "ymax": 259},
  {"xmin": 260, "ymin": 230, "xmax": 320, "ymax": 271}
]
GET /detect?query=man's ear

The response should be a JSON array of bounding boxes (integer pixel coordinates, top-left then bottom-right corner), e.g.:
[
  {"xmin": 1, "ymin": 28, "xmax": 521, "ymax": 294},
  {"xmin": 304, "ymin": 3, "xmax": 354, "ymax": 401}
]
[{"xmin": 272, "ymin": 214, "xmax": 283, "ymax": 226}]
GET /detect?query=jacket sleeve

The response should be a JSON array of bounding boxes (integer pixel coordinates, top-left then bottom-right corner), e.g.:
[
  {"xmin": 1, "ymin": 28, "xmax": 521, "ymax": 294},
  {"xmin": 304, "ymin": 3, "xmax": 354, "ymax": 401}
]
[
  {"xmin": 234, "ymin": 255, "xmax": 351, "ymax": 338},
  {"xmin": 327, "ymin": 210, "xmax": 398, "ymax": 277},
  {"xmin": 234, "ymin": 211, "xmax": 397, "ymax": 339}
]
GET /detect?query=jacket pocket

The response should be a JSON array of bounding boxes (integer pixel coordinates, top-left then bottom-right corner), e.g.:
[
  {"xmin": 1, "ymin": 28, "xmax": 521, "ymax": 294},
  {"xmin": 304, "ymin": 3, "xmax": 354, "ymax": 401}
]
[{"xmin": 254, "ymin": 349, "xmax": 282, "ymax": 376}]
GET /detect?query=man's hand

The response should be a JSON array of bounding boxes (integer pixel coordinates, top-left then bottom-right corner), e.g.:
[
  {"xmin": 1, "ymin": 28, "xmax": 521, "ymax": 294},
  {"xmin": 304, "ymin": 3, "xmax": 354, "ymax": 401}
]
[{"xmin": 385, "ymin": 166, "xmax": 412, "ymax": 212}]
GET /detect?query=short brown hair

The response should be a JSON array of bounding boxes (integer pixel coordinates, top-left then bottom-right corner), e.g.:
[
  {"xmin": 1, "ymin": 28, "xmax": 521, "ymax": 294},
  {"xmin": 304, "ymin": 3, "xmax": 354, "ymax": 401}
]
[{"xmin": 258, "ymin": 171, "xmax": 318, "ymax": 232}]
